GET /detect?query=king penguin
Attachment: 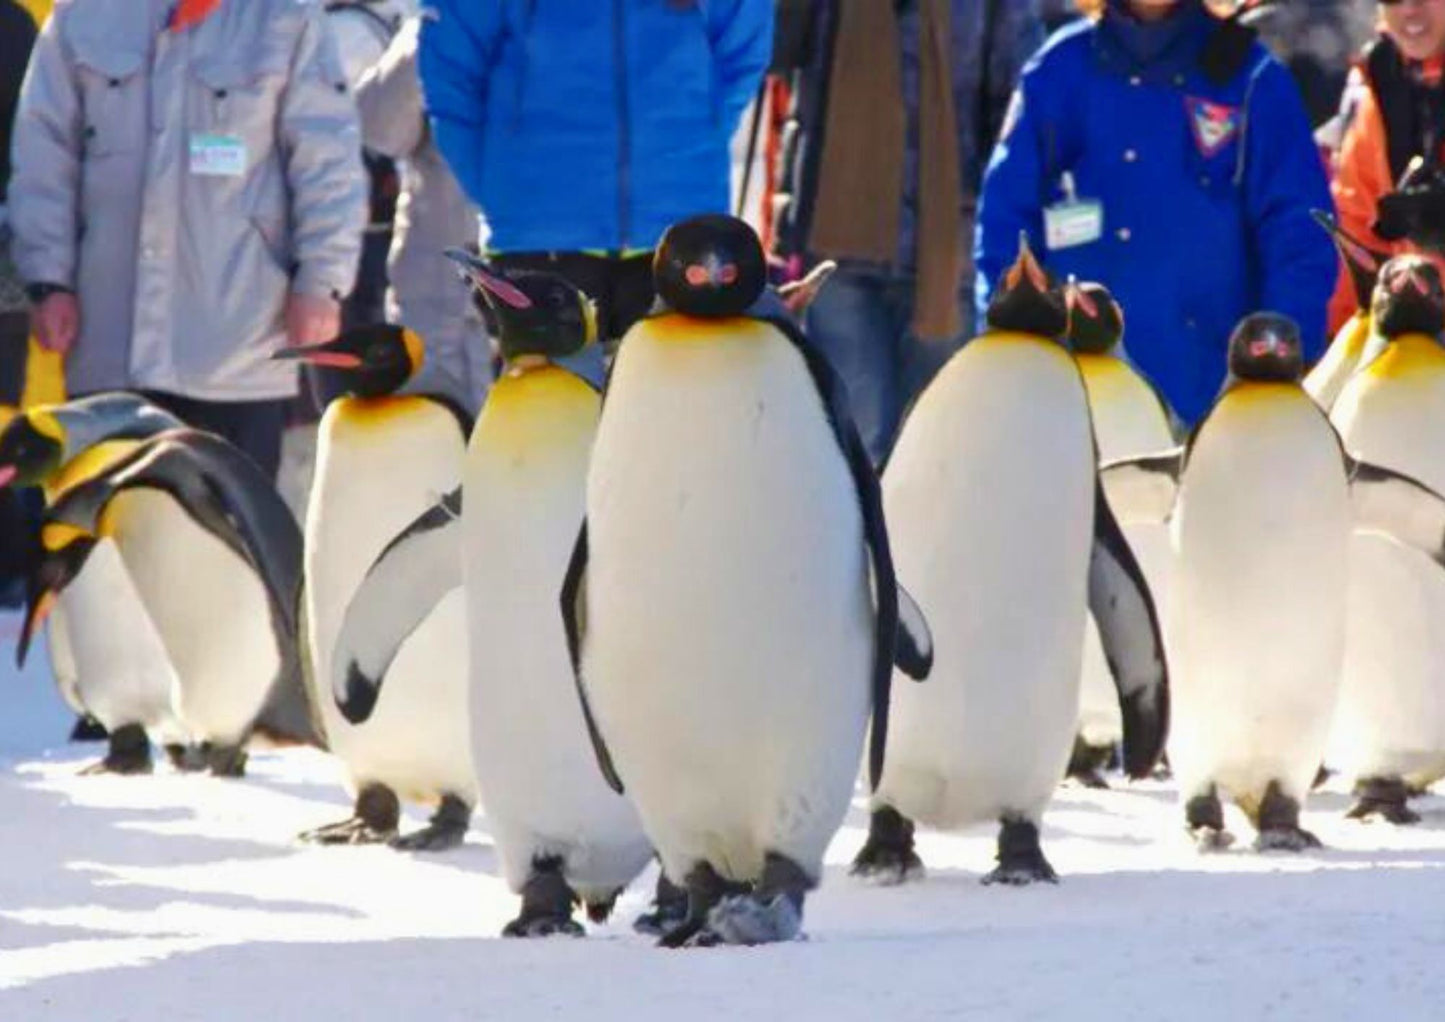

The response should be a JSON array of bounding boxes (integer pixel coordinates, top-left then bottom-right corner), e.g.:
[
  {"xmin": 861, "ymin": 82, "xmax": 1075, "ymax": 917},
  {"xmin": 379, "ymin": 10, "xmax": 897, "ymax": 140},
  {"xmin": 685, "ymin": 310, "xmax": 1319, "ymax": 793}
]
[
  {"xmin": 272, "ymin": 325, "xmax": 477, "ymax": 850},
  {"xmin": 852, "ymin": 239, "xmax": 1168, "ymax": 886},
  {"xmin": 0, "ymin": 394, "xmax": 186, "ymax": 773},
  {"xmin": 1068, "ymin": 282, "xmax": 1177, "ymax": 788},
  {"xmin": 559, "ymin": 214, "xmax": 931, "ymax": 947},
  {"xmin": 1104, "ymin": 310, "xmax": 1445, "ymax": 848},
  {"xmin": 1305, "ymin": 212, "xmax": 1390, "ymax": 412},
  {"xmin": 20, "ymin": 429, "xmax": 316, "ymax": 774},
  {"xmin": 1328, "ymin": 255, "xmax": 1445, "ymax": 821},
  {"xmin": 335, "ymin": 255, "xmax": 656, "ymax": 935}
]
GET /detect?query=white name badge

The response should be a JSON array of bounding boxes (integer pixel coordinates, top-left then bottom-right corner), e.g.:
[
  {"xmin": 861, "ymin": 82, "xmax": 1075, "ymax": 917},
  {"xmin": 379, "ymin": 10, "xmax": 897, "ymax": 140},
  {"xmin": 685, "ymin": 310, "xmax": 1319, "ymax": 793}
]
[
  {"xmin": 1044, "ymin": 199, "xmax": 1104, "ymax": 251},
  {"xmin": 190, "ymin": 134, "xmax": 247, "ymax": 177}
]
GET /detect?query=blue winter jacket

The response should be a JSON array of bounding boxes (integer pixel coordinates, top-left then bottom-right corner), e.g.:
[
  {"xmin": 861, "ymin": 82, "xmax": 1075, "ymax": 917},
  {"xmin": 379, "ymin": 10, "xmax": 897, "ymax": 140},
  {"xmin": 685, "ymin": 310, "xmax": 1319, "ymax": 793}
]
[
  {"xmin": 418, "ymin": 0, "xmax": 773, "ymax": 254},
  {"xmin": 974, "ymin": 7, "xmax": 1336, "ymax": 426}
]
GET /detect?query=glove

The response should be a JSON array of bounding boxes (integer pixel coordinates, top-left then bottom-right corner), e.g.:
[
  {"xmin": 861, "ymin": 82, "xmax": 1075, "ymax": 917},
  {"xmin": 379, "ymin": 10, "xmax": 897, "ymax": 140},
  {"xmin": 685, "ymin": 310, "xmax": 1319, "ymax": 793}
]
[{"xmin": 1373, "ymin": 166, "xmax": 1445, "ymax": 253}]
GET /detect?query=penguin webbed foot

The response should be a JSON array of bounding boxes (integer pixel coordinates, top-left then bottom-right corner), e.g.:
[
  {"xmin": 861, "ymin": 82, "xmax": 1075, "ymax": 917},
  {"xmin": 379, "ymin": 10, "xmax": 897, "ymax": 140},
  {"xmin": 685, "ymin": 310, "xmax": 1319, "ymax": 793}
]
[
  {"xmin": 1345, "ymin": 777, "xmax": 1420, "ymax": 826},
  {"xmin": 657, "ymin": 862, "xmax": 749, "ymax": 949},
  {"xmin": 300, "ymin": 784, "xmax": 400, "ymax": 845},
  {"xmin": 165, "ymin": 744, "xmax": 208, "ymax": 772},
  {"xmin": 203, "ymin": 743, "xmax": 247, "ymax": 778},
  {"xmin": 69, "ymin": 715, "xmax": 108, "ymax": 742},
  {"xmin": 632, "ymin": 870, "xmax": 689, "ymax": 936},
  {"xmin": 79, "ymin": 724, "xmax": 152, "ymax": 776},
  {"xmin": 390, "ymin": 794, "xmax": 471, "ymax": 852},
  {"xmin": 706, "ymin": 892, "xmax": 803, "ymax": 946},
  {"xmin": 850, "ymin": 806, "xmax": 925, "ymax": 886},
  {"xmin": 981, "ymin": 817, "xmax": 1058, "ymax": 886},
  {"xmin": 502, "ymin": 857, "xmax": 583, "ymax": 939},
  {"xmin": 1065, "ymin": 737, "xmax": 1116, "ymax": 790},
  {"xmin": 1184, "ymin": 787, "xmax": 1235, "ymax": 852},
  {"xmin": 1253, "ymin": 781, "xmax": 1323, "ymax": 853}
]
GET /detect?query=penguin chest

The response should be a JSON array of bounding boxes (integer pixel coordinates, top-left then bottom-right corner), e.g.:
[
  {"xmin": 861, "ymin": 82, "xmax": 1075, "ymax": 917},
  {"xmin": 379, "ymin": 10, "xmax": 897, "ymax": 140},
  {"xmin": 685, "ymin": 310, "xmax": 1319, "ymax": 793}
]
[
  {"xmin": 1332, "ymin": 338, "xmax": 1445, "ymax": 492},
  {"xmin": 1169, "ymin": 387, "xmax": 1350, "ymax": 799},
  {"xmin": 463, "ymin": 371, "xmax": 644, "ymax": 857},
  {"xmin": 1076, "ymin": 355, "xmax": 1175, "ymax": 462},
  {"xmin": 305, "ymin": 400, "xmax": 470, "ymax": 798},
  {"xmin": 879, "ymin": 336, "xmax": 1097, "ymax": 826},
  {"xmin": 104, "ymin": 489, "xmax": 279, "ymax": 743},
  {"xmin": 584, "ymin": 320, "xmax": 872, "ymax": 878},
  {"xmin": 57, "ymin": 539, "xmax": 178, "ymax": 733}
]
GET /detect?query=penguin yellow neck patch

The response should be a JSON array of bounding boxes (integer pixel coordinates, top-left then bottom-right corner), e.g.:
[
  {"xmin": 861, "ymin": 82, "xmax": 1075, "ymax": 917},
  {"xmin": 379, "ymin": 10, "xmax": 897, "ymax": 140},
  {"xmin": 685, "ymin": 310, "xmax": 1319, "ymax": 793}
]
[
  {"xmin": 642, "ymin": 313, "xmax": 759, "ymax": 343},
  {"xmin": 1366, "ymin": 334, "xmax": 1445, "ymax": 381}
]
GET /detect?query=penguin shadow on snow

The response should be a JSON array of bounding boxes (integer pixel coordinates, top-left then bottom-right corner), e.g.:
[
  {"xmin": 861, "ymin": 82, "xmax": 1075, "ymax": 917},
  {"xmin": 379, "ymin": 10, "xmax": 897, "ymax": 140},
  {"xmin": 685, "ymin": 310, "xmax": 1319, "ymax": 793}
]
[{"xmin": 0, "ymin": 770, "xmax": 367, "ymax": 936}]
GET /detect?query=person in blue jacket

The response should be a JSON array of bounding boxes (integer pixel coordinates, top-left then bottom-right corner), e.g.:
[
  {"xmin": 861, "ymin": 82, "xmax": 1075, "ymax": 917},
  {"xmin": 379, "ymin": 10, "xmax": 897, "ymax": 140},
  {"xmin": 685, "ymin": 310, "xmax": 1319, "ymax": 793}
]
[
  {"xmin": 419, "ymin": 1, "xmax": 773, "ymax": 344},
  {"xmin": 975, "ymin": 0, "xmax": 1337, "ymax": 426}
]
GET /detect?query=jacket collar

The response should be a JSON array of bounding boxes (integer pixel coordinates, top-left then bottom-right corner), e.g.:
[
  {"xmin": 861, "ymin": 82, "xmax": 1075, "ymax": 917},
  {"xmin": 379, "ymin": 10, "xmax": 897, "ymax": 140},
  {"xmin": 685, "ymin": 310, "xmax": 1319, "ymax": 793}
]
[
  {"xmin": 169, "ymin": 0, "xmax": 222, "ymax": 32},
  {"xmin": 1095, "ymin": 1, "xmax": 1210, "ymax": 84}
]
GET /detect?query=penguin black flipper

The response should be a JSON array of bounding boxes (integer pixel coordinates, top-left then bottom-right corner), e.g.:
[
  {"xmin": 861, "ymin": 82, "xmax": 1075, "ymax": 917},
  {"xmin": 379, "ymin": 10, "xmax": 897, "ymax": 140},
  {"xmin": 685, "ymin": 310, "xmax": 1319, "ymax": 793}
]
[
  {"xmin": 560, "ymin": 521, "xmax": 626, "ymax": 795},
  {"xmin": 1088, "ymin": 481, "xmax": 1170, "ymax": 779},
  {"xmin": 1098, "ymin": 449, "xmax": 1185, "ymax": 524},
  {"xmin": 1346, "ymin": 456, "xmax": 1445, "ymax": 567},
  {"xmin": 759, "ymin": 313, "xmax": 925, "ymax": 792},
  {"xmin": 894, "ymin": 583, "xmax": 933, "ymax": 681},
  {"xmin": 333, "ymin": 489, "xmax": 463, "ymax": 725}
]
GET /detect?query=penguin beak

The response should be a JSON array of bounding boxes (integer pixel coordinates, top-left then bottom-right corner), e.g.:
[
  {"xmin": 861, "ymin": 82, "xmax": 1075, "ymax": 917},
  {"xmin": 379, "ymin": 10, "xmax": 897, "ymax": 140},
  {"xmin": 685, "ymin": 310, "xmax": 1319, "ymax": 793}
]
[
  {"xmin": 0, "ymin": 465, "xmax": 16, "ymax": 489},
  {"xmin": 272, "ymin": 338, "xmax": 363, "ymax": 369},
  {"xmin": 17, "ymin": 588, "xmax": 56, "ymax": 669},
  {"xmin": 444, "ymin": 248, "xmax": 533, "ymax": 309}
]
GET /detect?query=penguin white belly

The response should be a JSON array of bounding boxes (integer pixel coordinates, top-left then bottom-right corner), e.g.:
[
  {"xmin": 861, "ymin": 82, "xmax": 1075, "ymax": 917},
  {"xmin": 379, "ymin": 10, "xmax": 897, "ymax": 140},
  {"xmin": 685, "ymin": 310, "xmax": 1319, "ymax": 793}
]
[
  {"xmin": 305, "ymin": 401, "xmax": 474, "ymax": 805},
  {"xmin": 464, "ymin": 369, "xmax": 651, "ymax": 900},
  {"xmin": 1330, "ymin": 359, "xmax": 1445, "ymax": 789},
  {"xmin": 56, "ymin": 541, "xmax": 180, "ymax": 738},
  {"xmin": 1077, "ymin": 357, "xmax": 1177, "ymax": 748},
  {"xmin": 584, "ymin": 319, "xmax": 872, "ymax": 884},
  {"xmin": 880, "ymin": 336, "xmax": 1095, "ymax": 828},
  {"xmin": 107, "ymin": 491, "xmax": 280, "ymax": 746},
  {"xmin": 45, "ymin": 605, "xmax": 85, "ymax": 718},
  {"xmin": 1168, "ymin": 388, "xmax": 1350, "ymax": 808}
]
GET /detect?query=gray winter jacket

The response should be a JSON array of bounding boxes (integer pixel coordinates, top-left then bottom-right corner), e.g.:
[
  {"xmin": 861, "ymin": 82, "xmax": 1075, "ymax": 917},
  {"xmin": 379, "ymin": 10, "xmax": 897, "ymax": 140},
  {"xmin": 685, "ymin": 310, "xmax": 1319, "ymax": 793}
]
[
  {"xmin": 10, "ymin": 0, "xmax": 368, "ymax": 400},
  {"xmin": 354, "ymin": 17, "xmax": 490, "ymax": 414}
]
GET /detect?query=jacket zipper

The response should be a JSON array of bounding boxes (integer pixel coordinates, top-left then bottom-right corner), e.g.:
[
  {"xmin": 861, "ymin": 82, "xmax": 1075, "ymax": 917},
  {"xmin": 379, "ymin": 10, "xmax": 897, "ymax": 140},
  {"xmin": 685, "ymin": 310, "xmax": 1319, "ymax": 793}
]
[{"xmin": 613, "ymin": 0, "xmax": 631, "ymax": 251}]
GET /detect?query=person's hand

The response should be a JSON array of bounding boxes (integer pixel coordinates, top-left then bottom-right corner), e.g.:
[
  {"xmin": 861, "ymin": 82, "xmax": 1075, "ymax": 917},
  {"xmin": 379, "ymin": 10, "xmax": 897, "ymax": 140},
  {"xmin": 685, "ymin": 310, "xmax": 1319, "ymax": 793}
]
[
  {"xmin": 285, "ymin": 292, "xmax": 341, "ymax": 349},
  {"xmin": 31, "ymin": 291, "xmax": 79, "ymax": 355}
]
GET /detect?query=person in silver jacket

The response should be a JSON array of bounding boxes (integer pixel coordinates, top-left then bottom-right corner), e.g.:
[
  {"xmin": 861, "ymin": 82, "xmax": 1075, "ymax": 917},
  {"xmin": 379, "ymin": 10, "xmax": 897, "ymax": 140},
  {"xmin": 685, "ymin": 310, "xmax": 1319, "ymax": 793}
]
[
  {"xmin": 9, "ymin": 0, "xmax": 368, "ymax": 478},
  {"xmin": 353, "ymin": 15, "xmax": 490, "ymax": 415}
]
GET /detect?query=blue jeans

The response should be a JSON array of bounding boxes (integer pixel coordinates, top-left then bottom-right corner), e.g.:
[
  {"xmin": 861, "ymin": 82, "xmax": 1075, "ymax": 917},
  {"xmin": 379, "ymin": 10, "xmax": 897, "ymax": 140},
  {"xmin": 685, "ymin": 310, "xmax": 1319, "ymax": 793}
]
[{"xmin": 805, "ymin": 265, "xmax": 974, "ymax": 466}]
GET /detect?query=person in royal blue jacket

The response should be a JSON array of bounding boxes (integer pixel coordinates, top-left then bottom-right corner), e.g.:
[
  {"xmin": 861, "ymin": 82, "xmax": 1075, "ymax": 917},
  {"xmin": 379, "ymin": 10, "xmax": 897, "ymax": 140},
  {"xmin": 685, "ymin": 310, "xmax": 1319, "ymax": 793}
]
[
  {"xmin": 418, "ymin": 1, "xmax": 773, "ymax": 344},
  {"xmin": 975, "ymin": 0, "xmax": 1337, "ymax": 427}
]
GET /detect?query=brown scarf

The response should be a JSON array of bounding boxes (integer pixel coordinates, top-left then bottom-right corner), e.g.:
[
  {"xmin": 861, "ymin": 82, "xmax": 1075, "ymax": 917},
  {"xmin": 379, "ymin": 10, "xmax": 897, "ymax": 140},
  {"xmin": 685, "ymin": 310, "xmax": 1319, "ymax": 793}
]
[{"xmin": 807, "ymin": 0, "xmax": 963, "ymax": 340}]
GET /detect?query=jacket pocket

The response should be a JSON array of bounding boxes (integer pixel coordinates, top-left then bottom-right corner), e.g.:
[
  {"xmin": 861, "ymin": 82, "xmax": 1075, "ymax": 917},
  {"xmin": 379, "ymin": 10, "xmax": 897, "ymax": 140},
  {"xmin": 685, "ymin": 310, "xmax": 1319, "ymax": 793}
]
[
  {"xmin": 68, "ymin": 34, "xmax": 146, "ymax": 157},
  {"xmin": 188, "ymin": 45, "xmax": 291, "ymax": 170}
]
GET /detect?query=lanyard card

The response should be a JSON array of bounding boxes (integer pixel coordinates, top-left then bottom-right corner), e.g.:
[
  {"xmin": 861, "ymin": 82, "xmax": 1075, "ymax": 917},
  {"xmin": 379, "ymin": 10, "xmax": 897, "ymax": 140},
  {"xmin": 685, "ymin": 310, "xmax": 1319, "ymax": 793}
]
[
  {"xmin": 1044, "ymin": 171, "xmax": 1103, "ymax": 252},
  {"xmin": 190, "ymin": 134, "xmax": 248, "ymax": 177}
]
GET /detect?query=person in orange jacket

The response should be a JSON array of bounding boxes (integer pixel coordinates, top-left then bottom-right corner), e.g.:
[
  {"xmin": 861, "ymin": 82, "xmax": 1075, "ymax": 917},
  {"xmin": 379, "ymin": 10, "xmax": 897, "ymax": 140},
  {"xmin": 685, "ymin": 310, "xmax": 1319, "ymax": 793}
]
[{"xmin": 1327, "ymin": 0, "xmax": 1445, "ymax": 335}]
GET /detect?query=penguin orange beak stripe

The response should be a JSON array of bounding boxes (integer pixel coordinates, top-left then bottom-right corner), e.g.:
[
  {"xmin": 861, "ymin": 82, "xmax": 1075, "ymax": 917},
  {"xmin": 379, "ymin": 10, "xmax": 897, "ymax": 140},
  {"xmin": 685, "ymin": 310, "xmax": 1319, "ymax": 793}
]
[
  {"xmin": 271, "ymin": 345, "xmax": 364, "ymax": 369},
  {"xmin": 17, "ymin": 589, "xmax": 56, "ymax": 669},
  {"xmin": 0, "ymin": 465, "xmax": 16, "ymax": 489},
  {"xmin": 466, "ymin": 266, "xmax": 533, "ymax": 309}
]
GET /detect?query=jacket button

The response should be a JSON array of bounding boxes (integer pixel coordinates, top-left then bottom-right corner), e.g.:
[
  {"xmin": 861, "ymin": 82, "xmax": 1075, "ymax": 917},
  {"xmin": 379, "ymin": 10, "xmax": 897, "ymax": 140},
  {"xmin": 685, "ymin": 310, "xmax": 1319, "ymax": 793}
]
[
  {"xmin": 1117, "ymin": 228, "xmax": 1132, "ymax": 242},
  {"xmin": 214, "ymin": 89, "xmax": 227, "ymax": 100},
  {"xmin": 108, "ymin": 78, "xmax": 121, "ymax": 88},
  {"xmin": 1129, "ymin": 75, "xmax": 1142, "ymax": 86},
  {"xmin": 1124, "ymin": 149, "xmax": 1137, "ymax": 162},
  {"xmin": 1186, "ymin": 318, "xmax": 1198, "ymax": 329}
]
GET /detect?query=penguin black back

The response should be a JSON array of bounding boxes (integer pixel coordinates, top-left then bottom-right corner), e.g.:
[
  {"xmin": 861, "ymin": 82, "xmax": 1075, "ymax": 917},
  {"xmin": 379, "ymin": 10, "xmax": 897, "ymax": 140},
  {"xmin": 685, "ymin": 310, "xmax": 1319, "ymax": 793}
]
[
  {"xmin": 653, "ymin": 214, "xmax": 767, "ymax": 318},
  {"xmin": 1228, "ymin": 313, "xmax": 1304, "ymax": 383},
  {"xmin": 1372, "ymin": 255, "xmax": 1445, "ymax": 340},
  {"xmin": 446, "ymin": 250, "xmax": 597, "ymax": 362},
  {"xmin": 987, "ymin": 236, "xmax": 1068, "ymax": 339},
  {"xmin": 1066, "ymin": 281, "xmax": 1124, "ymax": 355}
]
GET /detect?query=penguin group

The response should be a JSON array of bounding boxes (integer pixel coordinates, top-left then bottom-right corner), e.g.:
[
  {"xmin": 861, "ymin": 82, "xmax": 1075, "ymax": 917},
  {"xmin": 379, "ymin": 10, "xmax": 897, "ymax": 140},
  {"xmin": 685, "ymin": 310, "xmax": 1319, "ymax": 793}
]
[{"xmin": 10, "ymin": 212, "xmax": 1445, "ymax": 948}]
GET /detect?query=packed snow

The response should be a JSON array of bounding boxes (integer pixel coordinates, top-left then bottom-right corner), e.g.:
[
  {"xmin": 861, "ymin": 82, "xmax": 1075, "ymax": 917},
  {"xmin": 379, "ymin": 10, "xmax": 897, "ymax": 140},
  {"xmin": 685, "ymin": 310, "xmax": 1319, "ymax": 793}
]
[{"xmin": 2, "ymin": 610, "xmax": 1444, "ymax": 1020}]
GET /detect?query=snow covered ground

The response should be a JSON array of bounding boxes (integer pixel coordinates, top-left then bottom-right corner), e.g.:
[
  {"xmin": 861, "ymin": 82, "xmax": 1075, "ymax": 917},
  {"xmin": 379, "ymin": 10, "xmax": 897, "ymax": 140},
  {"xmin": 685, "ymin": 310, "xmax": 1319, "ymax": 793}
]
[{"xmin": 3, "ymin": 607, "xmax": 1444, "ymax": 1020}]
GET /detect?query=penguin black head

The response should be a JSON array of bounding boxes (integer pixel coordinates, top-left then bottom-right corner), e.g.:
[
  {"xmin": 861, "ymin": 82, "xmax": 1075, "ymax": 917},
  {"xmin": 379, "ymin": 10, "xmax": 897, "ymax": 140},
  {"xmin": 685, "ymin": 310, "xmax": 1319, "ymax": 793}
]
[
  {"xmin": 653, "ymin": 214, "xmax": 767, "ymax": 318},
  {"xmin": 1371, "ymin": 255, "xmax": 1445, "ymax": 340},
  {"xmin": 16, "ymin": 523, "xmax": 96, "ymax": 668},
  {"xmin": 1064, "ymin": 280, "xmax": 1124, "ymax": 355},
  {"xmin": 447, "ymin": 251, "xmax": 597, "ymax": 365},
  {"xmin": 1227, "ymin": 312, "xmax": 1304, "ymax": 383},
  {"xmin": 1311, "ymin": 210, "xmax": 1388, "ymax": 314},
  {"xmin": 986, "ymin": 234, "xmax": 1068, "ymax": 339},
  {"xmin": 272, "ymin": 324, "xmax": 424, "ymax": 398},
  {"xmin": 0, "ymin": 410, "xmax": 65, "ymax": 489}
]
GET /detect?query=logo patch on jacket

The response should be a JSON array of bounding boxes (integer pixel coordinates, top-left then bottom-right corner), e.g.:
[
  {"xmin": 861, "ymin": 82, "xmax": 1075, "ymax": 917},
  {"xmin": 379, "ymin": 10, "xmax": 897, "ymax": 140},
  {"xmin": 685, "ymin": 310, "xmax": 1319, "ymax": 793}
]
[{"xmin": 1186, "ymin": 97, "xmax": 1240, "ymax": 159}]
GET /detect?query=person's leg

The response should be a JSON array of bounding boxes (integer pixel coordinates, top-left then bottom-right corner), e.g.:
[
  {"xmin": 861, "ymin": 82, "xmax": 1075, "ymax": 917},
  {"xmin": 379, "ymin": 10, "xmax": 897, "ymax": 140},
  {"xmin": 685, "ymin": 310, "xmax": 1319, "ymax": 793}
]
[
  {"xmin": 803, "ymin": 266, "xmax": 899, "ymax": 466},
  {"xmin": 141, "ymin": 392, "xmax": 289, "ymax": 481},
  {"xmin": 895, "ymin": 279, "xmax": 974, "ymax": 431},
  {"xmin": 0, "ymin": 311, "xmax": 29, "ymax": 411},
  {"xmin": 604, "ymin": 254, "xmax": 658, "ymax": 344}
]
